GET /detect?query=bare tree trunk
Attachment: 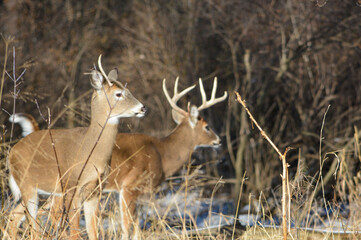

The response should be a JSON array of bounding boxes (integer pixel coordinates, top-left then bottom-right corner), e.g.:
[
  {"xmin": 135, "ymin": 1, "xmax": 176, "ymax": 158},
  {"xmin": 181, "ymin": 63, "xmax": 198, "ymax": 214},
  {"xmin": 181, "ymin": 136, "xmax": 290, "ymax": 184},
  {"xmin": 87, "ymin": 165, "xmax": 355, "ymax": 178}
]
[{"xmin": 234, "ymin": 49, "xmax": 251, "ymax": 205}]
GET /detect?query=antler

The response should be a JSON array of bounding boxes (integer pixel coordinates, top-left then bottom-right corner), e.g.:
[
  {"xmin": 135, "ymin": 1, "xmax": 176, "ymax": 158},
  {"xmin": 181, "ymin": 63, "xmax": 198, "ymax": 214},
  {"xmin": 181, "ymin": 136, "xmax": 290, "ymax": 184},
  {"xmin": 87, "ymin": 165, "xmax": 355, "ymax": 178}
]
[
  {"xmin": 97, "ymin": 54, "xmax": 113, "ymax": 87},
  {"xmin": 197, "ymin": 77, "xmax": 228, "ymax": 111},
  {"xmin": 162, "ymin": 77, "xmax": 196, "ymax": 116}
]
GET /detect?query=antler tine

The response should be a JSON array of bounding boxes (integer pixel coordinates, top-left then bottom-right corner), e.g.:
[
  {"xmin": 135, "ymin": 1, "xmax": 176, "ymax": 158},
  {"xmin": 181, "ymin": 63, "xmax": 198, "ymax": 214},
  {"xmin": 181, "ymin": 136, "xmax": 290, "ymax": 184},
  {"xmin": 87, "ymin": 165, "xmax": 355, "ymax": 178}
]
[
  {"xmin": 173, "ymin": 77, "xmax": 196, "ymax": 102},
  {"xmin": 197, "ymin": 77, "xmax": 228, "ymax": 111},
  {"xmin": 174, "ymin": 76, "xmax": 179, "ymax": 96},
  {"xmin": 199, "ymin": 77, "xmax": 207, "ymax": 106},
  {"xmin": 163, "ymin": 78, "xmax": 195, "ymax": 116},
  {"xmin": 211, "ymin": 76, "xmax": 218, "ymax": 100},
  {"xmin": 97, "ymin": 54, "xmax": 113, "ymax": 87}
]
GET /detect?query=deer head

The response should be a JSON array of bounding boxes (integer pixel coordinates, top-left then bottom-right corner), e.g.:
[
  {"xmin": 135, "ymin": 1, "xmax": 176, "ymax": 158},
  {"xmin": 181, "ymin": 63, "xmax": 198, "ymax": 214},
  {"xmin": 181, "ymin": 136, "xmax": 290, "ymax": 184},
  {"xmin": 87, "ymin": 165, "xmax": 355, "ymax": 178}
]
[
  {"xmin": 89, "ymin": 55, "xmax": 146, "ymax": 125},
  {"xmin": 163, "ymin": 77, "xmax": 227, "ymax": 148}
]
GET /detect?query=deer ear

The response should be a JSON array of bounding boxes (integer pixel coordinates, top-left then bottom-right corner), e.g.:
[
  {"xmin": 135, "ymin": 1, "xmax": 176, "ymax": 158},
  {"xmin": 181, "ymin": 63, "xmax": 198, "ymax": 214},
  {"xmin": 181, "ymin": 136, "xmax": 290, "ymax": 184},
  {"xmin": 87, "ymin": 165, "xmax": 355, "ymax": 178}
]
[
  {"xmin": 172, "ymin": 109, "xmax": 185, "ymax": 125},
  {"xmin": 189, "ymin": 105, "xmax": 199, "ymax": 128},
  {"xmin": 90, "ymin": 70, "xmax": 104, "ymax": 90},
  {"xmin": 108, "ymin": 68, "xmax": 118, "ymax": 82}
]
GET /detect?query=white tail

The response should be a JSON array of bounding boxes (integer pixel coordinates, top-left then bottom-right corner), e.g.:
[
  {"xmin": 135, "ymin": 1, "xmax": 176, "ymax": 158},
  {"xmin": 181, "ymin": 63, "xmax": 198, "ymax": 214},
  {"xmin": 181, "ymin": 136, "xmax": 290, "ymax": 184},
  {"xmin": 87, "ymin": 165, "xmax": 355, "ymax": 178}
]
[
  {"xmin": 105, "ymin": 77, "xmax": 227, "ymax": 237},
  {"xmin": 7, "ymin": 55, "xmax": 146, "ymax": 240},
  {"xmin": 8, "ymin": 113, "xmax": 39, "ymax": 137}
]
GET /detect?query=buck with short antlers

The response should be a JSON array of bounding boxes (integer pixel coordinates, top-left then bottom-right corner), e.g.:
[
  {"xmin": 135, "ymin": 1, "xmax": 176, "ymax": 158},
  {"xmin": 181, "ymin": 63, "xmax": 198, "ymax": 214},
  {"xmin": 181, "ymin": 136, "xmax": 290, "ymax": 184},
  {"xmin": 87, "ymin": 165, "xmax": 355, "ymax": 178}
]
[
  {"xmin": 7, "ymin": 55, "xmax": 146, "ymax": 240},
  {"xmin": 105, "ymin": 77, "xmax": 227, "ymax": 238}
]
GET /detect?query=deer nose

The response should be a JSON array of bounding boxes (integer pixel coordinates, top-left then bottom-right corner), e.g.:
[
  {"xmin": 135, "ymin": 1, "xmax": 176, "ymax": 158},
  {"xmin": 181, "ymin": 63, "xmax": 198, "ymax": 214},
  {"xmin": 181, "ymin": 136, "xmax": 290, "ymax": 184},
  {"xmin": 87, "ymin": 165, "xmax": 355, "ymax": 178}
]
[
  {"xmin": 141, "ymin": 106, "xmax": 147, "ymax": 114},
  {"xmin": 135, "ymin": 105, "xmax": 147, "ymax": 118}
]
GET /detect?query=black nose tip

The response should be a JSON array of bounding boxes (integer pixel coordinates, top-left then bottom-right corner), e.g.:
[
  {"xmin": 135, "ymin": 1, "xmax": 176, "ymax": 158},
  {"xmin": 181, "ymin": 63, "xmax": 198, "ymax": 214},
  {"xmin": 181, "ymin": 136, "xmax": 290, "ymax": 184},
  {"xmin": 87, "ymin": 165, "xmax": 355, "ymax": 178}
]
[
  {"xmin": 218, "ymin": 139, "xmax": 222, "ymax": 145},
  {"xmin": 141, "ymin": 106, "xmax": 148, "ymax": 114}
]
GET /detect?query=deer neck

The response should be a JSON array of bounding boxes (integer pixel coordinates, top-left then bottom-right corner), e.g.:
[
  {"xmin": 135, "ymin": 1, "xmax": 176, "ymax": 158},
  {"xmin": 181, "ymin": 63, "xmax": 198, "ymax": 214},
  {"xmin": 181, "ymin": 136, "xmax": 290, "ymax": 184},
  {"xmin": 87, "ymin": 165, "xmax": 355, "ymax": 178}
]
[
  {"xmin": 87, "ymin": 120, "xmax": 118, "ymax": 150},
  {"xmin": 159, "ymin": 121, "xmax": 196, "ymax": 178},
  {"xmin": 78, "ymin": 95, "xmax": 119, "ymax": 171}
]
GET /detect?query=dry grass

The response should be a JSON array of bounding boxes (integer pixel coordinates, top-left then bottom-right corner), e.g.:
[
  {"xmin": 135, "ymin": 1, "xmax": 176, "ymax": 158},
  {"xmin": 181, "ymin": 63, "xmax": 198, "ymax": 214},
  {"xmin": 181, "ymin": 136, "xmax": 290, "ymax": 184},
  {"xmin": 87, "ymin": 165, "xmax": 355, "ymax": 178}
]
[{"xmin": 1, "ymin": 0, "xmax": 360, "ymax": 239}]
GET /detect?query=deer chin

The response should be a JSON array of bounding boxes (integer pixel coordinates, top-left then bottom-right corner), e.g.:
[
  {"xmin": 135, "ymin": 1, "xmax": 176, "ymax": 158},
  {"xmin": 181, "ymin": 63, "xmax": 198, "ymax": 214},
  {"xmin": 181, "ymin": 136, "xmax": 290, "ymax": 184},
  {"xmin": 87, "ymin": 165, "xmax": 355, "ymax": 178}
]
[
  {"xmin": 108, "ymin": 109, "xmax": 146, "ymax": 124},
  {"xmin": 212, "ymin": 143, "xmax": 222, "ymax": 149},
  {"xmin": 118, "ymin": 105, "xmax": 147, "ymax": 119},
  {"xmin": 134, "ymin": 110, "xmax": 146, "ymax": 118},
  {"xmin": 194, "ymin": 143, "xmax": 221, "ymax": 150}
]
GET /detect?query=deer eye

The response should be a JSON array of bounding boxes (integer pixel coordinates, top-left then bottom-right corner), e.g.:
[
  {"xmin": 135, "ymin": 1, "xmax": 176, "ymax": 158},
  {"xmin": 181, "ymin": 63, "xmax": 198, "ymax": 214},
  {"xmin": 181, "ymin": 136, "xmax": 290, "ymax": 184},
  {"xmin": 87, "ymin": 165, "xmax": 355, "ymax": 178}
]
[
  {"xmin": 204, "ymin": 125, "xmax": 210, "ymax": 131},
  {"xmin": 115, "ymin": 92, "xmax": 123, "ymax": 98}
]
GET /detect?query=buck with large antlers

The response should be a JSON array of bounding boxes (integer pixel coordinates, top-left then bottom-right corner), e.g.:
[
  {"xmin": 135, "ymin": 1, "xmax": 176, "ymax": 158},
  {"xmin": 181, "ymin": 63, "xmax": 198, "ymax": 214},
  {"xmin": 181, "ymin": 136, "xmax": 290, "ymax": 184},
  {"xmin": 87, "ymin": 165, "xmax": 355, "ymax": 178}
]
[
  {"xmin": 7, "ymin": 55, "xmax": 146, "ymax": 239},
  {"xmin": 105, "ymin": 77, "xmax": 227, "ymax": 238}
]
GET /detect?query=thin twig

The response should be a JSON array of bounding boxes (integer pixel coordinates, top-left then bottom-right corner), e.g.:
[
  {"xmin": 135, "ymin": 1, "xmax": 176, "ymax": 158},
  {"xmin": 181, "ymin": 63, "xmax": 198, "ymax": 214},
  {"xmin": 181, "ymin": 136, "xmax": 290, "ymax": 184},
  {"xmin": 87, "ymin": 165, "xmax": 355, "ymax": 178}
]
[
  {"xmin": 235, "ymin": 91, "xmax": 291, "ymax": 240},
  {"xmin": 7, "ymin": 47, "xmax": 26, "ymax": 142},
  {"xmin": 0, "ymin": 35, "xmax": 14, "ymax": 110}
]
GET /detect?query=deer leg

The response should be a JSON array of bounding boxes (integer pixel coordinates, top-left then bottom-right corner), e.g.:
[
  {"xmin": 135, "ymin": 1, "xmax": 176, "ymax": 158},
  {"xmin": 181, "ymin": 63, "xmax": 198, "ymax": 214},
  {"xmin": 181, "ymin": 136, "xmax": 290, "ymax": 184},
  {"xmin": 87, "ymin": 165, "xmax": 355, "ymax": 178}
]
[
  {"xmin": 48, "ymin": 195, "xmax": 64, "ymax": 225},
  {"xmin": 7, "ymin": 201, "xmax": 27, "ymax": 239},
  {"xmin": 64, "ymin": 196, "xmax": 81, "ymax": 240},
  {"xmin": 7, "ymin": 187, "xmax": 38, "ymax": 239},
  {"xmin": 119, "ymin": 188, "xmax": 139, "ymax": 239},
  {"xmin": 83, "ymin": 197, "xmax": 99, "ymax": 240},
  {"xmin": 26, "ymin": 190, "xmax": 40, "ymax": 238},
  {"xmin": 79, "ymin": 178, "xmax": 102, "ymax": 240}
]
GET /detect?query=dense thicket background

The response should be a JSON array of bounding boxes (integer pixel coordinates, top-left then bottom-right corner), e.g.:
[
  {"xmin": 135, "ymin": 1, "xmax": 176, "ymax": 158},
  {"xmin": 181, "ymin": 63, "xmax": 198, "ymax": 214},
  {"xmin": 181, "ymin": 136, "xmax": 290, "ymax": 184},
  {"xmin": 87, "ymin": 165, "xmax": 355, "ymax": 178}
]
[{"xmin": 1, "ymin": 0, "xmax": 360, "ymax": 216}]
